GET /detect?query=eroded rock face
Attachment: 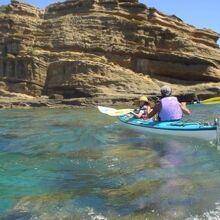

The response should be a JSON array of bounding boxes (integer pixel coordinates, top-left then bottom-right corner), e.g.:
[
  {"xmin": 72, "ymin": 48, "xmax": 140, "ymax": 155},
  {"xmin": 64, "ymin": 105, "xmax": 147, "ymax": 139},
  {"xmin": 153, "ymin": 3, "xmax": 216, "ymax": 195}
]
[{"xmin": 0, "ymin": 0, "xmax": 219, "ymax": 102}]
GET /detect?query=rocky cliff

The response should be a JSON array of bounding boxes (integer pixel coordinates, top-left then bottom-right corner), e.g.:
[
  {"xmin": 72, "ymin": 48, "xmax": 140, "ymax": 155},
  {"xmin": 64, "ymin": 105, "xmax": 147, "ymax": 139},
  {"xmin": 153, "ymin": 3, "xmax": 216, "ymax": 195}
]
[{"xmin": 0, "ymin": 0, "xmax": 219, "ymax": 105}]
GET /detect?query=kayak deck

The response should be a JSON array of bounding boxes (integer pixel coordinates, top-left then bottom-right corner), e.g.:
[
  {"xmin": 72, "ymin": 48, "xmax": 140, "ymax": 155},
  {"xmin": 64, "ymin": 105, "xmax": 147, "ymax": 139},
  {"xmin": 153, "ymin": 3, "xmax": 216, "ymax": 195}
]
[
  {"xmin": 119, "ymin": 115, "xmax": 216, "ymax": 131},
  {"xmin": 119, "ymin": 115, "xmax": 217, "ymax": 140}
]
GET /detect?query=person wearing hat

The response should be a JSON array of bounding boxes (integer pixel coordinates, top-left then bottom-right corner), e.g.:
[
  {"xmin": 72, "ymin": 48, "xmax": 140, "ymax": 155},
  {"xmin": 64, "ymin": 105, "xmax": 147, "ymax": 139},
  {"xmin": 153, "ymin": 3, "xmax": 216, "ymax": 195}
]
[
  {"xmin": 147, "ymin": 85, "xmax": 191, "ymax": 121},
  {"xmin": 132, "ymin": 95, "xmax": 152, "ymax": 119}
]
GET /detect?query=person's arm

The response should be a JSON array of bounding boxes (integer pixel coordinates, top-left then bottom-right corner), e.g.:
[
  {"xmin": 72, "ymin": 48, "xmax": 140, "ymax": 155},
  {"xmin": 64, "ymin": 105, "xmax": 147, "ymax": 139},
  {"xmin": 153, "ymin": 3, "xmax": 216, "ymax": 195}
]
[
  {"xmin": 180, "ymin": 102, "xmax": 191, "ymax": 115},
  {"xmin": 147, "ymin": 103, "xmax": 161, "ymax": 119},
  {"xmin": 132, "ymin": 110, "xmax": 145, "ymax": 119}
]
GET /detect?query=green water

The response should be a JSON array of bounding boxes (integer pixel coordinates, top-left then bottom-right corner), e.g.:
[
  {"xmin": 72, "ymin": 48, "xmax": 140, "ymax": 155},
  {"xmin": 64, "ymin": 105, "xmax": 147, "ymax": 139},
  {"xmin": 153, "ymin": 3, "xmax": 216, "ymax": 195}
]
[{"xmin": 0, "ymin": 104, "xmax": 220, "ymax": 219}]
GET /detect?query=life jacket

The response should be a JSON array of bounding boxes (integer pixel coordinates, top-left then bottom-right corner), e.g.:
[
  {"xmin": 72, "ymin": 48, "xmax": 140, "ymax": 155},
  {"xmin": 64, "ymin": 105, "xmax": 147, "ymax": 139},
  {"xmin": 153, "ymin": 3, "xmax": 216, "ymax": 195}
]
[{"xmin": 159, "ymin": 97, "xmax": 182, "ymax": 121}]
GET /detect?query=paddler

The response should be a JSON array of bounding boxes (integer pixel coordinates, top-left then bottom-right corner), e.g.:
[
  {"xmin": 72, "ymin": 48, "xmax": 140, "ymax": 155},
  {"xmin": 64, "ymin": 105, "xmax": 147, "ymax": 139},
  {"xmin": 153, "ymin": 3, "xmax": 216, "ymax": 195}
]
[
  {"xmin": 147, "ymin": 85, "xmax": 191, "ymax": 121},
  {"xmin": 131, "ymin": 95, "xmax": 152, "ymax": 119}
]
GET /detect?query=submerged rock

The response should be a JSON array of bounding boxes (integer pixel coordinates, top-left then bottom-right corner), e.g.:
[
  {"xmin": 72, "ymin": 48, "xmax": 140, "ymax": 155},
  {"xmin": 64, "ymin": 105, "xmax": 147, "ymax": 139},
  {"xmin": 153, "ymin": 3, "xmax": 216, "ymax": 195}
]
[
  {"xmin": 0, "ymin": 0, "xmax": 219, "ymax": 104},
  {"xmin": 102, "ymin": 179, "xmax": 162, "ymax": 205},
  {"xmin": 1, "ymin": 210, "xmax": 32, "ymax": 220}
]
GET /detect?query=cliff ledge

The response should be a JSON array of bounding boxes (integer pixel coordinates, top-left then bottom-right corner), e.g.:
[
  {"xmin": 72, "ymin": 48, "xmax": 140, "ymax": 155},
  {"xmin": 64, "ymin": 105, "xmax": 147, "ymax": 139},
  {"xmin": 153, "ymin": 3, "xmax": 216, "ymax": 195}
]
[{"xmin": 0, "ymin": 0, "xmax": 220, "ymax": 105}]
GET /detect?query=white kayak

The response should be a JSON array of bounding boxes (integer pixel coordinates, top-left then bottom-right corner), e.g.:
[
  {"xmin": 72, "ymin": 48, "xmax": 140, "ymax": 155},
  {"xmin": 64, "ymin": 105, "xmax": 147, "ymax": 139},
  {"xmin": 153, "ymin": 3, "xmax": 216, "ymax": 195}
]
[{"xmin": 119, "ymin": 115, "xmax": 218, "ymax": 141}]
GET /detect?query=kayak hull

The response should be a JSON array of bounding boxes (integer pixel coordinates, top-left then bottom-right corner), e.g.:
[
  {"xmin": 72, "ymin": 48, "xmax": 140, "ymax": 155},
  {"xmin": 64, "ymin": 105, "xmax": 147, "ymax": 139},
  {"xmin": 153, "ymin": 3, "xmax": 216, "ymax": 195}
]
[{"xmin": 119, "ymin": 115, "xmax": 217, "ymax": 141}]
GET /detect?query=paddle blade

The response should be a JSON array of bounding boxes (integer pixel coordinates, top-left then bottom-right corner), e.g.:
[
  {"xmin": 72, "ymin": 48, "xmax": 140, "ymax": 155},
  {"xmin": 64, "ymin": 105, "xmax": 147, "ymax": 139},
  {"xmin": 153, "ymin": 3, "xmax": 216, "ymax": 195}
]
[
  {"xmin": 98, "ymin": 106, "xmax": 133, "ymax": 116},
  {"xmin": 201, "ymin": 97, "xmax": 220, "ymax": 105},
  {"xmin": 97, "ymin": 106, "xmax": 116, "ymax": 114},
  {"xmin": 108, "ymin": 109, "xmax": 134, "ymax": 116}
]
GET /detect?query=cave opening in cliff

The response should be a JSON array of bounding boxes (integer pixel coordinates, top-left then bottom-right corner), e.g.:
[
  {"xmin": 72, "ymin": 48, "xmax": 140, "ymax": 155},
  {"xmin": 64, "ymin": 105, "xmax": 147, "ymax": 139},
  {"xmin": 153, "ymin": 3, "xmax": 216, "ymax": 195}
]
[{"xmin": 46, "ymin": 87, "xmax": 92, "ymax": 99}]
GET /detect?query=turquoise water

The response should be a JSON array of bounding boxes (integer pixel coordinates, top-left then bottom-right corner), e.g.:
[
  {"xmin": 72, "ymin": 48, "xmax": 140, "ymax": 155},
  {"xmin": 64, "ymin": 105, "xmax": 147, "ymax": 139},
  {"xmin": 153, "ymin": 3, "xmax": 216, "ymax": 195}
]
[{"xmin": 0, "ymin": 104, "xmax": 220, "ymax": 219}]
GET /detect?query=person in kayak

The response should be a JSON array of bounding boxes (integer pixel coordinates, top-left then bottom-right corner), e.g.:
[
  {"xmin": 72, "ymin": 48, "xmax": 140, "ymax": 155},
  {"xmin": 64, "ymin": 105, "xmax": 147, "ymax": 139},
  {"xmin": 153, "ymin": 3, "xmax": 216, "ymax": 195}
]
[
  {"xmin": 147, "ymin": 85, "xmax": 191, "ymax": 121},
  {"xmin": 131, "ymin": 96, "xmax": 152, "ymax": 119}
]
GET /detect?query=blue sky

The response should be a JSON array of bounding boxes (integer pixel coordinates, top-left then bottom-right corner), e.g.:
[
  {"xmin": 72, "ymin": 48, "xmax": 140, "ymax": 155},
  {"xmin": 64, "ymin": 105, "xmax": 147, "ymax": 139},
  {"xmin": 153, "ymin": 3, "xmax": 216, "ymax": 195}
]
[{"xmin": 1, "ymin": 0, "xmax": 220, "ymax": 45}]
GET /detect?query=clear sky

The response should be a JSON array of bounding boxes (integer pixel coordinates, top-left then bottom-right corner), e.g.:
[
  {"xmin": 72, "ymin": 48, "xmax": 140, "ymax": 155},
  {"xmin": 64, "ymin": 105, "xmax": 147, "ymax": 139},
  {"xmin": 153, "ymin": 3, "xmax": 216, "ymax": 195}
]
[{"xmin": 1, "ymin": 0, "xmax": 220, "ymax": 45}]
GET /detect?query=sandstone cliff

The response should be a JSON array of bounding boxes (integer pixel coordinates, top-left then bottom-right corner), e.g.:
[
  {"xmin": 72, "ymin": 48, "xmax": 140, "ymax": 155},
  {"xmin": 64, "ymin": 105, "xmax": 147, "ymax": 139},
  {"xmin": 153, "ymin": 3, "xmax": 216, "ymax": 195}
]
[{"xmin": 0, "ymin": 0, "xmax": 219, "ymax": 105}]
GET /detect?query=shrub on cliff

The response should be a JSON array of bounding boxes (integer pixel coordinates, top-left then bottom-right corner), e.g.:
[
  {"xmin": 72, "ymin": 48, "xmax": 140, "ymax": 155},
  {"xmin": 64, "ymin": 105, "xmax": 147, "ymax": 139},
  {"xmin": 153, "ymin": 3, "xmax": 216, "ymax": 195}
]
[{"xmin": 0, "ymin": 5, "xmax": 7, "ymax": 12}]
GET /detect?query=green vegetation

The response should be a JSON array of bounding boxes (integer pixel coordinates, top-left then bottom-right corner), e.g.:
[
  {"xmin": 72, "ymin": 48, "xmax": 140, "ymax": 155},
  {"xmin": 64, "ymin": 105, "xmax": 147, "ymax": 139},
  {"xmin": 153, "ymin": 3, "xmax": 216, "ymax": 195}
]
[
  {"xmin": 26, "ymin": 47, "xmax": 36, "ymax": 55},
  {"xmin": 0, "ymin": 5, "xmax": 7, "ymax": 13}
]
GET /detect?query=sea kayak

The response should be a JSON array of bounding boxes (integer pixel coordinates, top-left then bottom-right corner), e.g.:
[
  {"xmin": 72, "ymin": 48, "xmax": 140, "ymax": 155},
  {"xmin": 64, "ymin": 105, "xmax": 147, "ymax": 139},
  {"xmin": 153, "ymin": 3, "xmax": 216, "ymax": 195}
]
[{"xmin": 119, "ymin": 115, "xmax": 217, "ymax": 141}]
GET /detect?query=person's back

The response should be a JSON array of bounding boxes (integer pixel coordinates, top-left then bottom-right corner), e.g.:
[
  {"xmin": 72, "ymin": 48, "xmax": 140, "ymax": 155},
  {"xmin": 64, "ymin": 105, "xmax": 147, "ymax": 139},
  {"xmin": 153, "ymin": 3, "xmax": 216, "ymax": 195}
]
[
  {"xmin": 159, "ymin": 96, "xmax": 182, "ymax": 121},
  {"xmin": 147, "ymin": 85, "xmax": 191, "ymax": 121}
]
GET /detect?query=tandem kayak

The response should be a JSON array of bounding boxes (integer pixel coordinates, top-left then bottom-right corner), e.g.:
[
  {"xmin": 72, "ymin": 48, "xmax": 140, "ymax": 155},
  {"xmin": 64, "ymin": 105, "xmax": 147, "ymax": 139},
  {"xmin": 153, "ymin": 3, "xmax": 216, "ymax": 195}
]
[{"xmin": 119, "ymin": 115, "xmax": 218, "ymax": 141}]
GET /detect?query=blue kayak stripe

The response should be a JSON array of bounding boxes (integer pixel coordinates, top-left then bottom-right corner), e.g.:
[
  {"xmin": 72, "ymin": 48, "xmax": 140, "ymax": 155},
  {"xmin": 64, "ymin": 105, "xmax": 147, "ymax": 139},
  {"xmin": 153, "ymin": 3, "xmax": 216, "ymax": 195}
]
[{"xmin": 119, "ymin": 116, "xmax": 217, "ymax": 131}]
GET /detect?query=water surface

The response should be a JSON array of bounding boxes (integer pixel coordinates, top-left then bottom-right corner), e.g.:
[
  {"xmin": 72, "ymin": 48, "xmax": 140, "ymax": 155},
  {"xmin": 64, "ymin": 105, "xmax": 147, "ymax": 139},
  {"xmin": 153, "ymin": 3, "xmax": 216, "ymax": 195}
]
[{"xmin": 0, "ymin": 104, "xmax": 220, "ymax": 219}]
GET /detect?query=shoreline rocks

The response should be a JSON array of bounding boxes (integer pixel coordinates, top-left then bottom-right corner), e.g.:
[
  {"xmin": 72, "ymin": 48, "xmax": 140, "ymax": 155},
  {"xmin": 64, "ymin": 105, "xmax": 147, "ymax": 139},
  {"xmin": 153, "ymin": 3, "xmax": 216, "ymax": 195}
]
[
  {"xmin": 0, "ymin": 0, "xmax": 219, "ymax": 105},
  {"xmin": 0, "ymin": 89, "xmax": 217, "ymax": 109}
]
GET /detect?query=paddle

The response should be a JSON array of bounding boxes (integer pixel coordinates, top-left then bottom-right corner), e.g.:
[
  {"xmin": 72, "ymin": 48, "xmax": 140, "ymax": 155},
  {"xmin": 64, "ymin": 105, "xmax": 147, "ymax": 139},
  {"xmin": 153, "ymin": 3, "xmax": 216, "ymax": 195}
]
[
  {"xmin": 98, "ymin": 96, "xmax": 220, "ymax": 116},
  {"xmin": 200, "ymin": 96, "xmax": 220, "ymax": 105},
  {"xmin": 98, "ymin": 106, "xmax": 134, "ymax": 116}
]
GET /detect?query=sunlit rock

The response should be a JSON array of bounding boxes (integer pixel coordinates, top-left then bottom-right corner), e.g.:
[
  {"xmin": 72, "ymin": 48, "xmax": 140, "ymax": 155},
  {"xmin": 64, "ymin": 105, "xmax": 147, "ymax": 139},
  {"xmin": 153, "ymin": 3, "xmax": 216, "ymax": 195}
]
[{"xmin": 0, "ymin": 0, "xmax": 219, "ymax": 103}]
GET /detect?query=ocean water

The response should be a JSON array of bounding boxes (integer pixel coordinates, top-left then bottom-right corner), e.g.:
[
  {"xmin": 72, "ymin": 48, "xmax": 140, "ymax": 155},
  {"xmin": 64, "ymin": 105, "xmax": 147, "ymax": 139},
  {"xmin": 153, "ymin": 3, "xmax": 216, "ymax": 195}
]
[{"xmin": 0, "ymin": 104, "xmax": 220, "ymax": 220}]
